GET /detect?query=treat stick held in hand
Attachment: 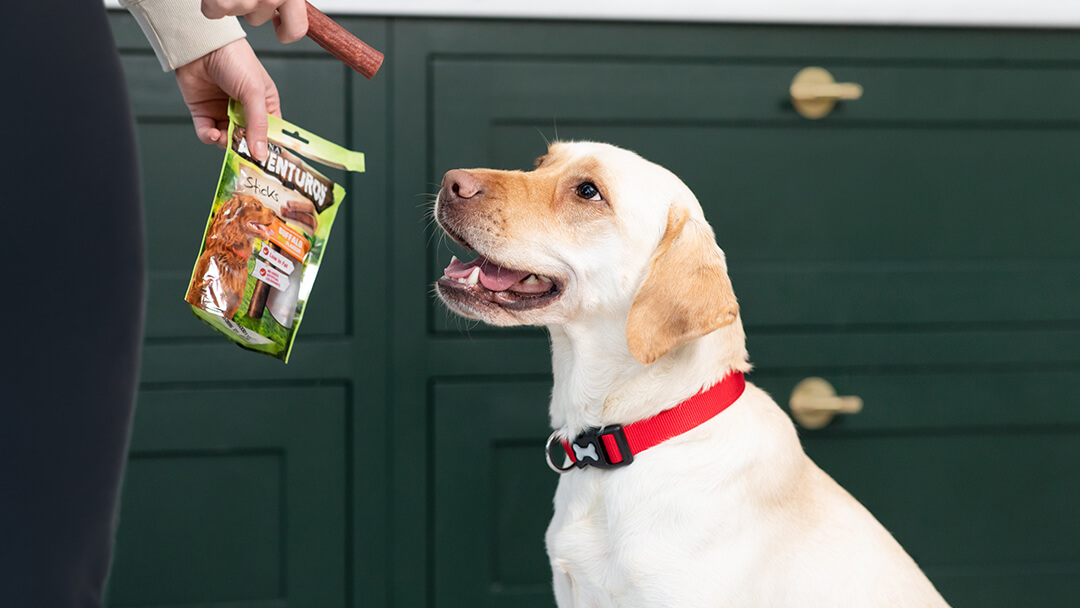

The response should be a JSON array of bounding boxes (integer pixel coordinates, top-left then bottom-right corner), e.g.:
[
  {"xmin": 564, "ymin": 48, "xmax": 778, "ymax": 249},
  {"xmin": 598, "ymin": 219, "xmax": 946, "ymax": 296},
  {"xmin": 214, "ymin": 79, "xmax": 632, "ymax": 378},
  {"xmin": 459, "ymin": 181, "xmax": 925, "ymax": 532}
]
[{"xmin": 304, "ymin": 2, "xmax": 384, "ymax": 78}]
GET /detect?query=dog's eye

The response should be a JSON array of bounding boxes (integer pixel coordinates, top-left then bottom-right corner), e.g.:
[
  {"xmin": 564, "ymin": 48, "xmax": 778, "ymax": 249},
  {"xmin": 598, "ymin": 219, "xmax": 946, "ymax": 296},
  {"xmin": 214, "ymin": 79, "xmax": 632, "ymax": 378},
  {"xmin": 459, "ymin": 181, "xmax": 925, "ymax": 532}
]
[{"xmin": 576, "ymin": 182, "xmax": 602, "ymax": 201}]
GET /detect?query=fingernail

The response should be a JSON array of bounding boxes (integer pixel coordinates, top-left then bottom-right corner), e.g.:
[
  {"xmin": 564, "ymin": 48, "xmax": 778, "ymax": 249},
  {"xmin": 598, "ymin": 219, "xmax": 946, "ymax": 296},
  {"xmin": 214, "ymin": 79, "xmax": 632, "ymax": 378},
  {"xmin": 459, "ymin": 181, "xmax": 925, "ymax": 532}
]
[{"xmin": 256, "ymin": 141, "xmax": 267, "ymax": 160}]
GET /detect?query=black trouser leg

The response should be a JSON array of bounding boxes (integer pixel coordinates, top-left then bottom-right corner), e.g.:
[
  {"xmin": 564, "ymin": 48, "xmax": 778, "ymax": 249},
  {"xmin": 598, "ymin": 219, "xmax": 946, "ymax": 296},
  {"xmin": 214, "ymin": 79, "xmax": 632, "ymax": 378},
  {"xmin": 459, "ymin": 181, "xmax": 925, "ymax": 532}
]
[{"xmin": 0, "ymin": 2, "xmax": 146, "ymax": 606}]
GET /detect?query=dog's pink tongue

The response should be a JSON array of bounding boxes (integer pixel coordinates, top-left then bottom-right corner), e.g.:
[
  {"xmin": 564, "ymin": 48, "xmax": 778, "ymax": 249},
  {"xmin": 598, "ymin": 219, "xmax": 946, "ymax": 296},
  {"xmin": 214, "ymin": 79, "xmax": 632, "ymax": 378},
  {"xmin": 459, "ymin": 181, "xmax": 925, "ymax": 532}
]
[
  {"xmin": 444, "ymin": 256, "xmax": 531, "ymax": 291},
  {"xmin": 478, "ymin": 263, "xmax": 530, "ymax": 291}
]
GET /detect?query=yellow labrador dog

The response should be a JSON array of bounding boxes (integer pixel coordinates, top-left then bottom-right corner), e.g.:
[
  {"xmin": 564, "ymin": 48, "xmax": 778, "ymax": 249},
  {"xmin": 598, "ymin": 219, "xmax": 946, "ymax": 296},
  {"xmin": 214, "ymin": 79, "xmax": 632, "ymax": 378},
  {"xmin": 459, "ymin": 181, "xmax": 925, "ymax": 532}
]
[{"xmin": 434, "ymin": 142, "xmax": 949, "ymax": 607}]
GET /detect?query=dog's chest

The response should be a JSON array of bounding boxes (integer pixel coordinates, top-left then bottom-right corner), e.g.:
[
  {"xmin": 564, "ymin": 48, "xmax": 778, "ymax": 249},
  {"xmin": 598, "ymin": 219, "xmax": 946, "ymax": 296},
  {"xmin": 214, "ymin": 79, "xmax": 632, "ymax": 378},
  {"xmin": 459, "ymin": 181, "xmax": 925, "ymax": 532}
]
[{"xmin": 546, "ymin": 465, "xmax": 758, "ymax": 607}]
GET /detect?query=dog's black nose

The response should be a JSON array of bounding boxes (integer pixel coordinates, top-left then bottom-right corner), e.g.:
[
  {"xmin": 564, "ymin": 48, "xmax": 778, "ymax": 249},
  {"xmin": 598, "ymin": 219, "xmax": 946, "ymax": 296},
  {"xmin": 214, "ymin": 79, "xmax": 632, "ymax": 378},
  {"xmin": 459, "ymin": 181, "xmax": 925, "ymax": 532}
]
[{"xmin": 441, "ymin": 169, "xmax": 482, "ymax": 201}]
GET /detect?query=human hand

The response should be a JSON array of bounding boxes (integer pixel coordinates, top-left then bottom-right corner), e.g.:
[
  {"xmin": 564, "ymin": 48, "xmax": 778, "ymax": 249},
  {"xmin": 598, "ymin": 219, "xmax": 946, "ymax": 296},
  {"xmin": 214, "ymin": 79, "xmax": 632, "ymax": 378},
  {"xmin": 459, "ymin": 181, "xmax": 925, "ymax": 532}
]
[
  {"xmin": 175, "ymin": 39, "xmax": 280, "ymax": 161},
  {"xmin": 201, "ymin": 0, "xmax": 309, "ymax": 44}
]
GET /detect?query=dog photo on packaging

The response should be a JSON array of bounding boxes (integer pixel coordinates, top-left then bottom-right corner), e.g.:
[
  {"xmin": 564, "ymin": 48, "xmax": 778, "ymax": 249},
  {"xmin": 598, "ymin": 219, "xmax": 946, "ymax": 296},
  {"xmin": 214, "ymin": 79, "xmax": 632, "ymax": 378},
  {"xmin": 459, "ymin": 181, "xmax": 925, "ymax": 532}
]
[{"xmin": 434, "ymin": 141, "xmax": 950, "ymax": 607}]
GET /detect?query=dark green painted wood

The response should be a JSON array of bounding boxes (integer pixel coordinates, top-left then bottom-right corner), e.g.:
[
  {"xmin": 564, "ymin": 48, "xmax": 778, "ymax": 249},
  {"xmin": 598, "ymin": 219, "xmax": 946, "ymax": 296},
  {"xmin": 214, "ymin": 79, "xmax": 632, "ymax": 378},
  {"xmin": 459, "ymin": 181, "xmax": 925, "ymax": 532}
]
[
  {"xmin": 112, "ymin": 453, "xmax": 285, "ymax": 605},
  {"xmin": 430, "ymin": 60, "xmax": 1080, "ymax": 334},
  {"xmin": 433, "ymin": 380, "xmax": 557, "ymax": 607},
  {"xmin": 107, "ymin": 11, "xmax": 392, "ymax": 608},
  {"xmin": 429, "ymin": 373, "xmax": 1080, "ymax": 608},
  {"xmin": 432, "ymin": 60, "xmax": 1080, "ymax": 124},
  {"xmin": 401, "ymin": 19, "xmax": 1080, "ymax": 608},
  {"xmin": 752, "ymin": 370, "xmax": 1080, "ymax": 432},
  {"xmin": 341, "ymin": 17, "xmax": 394, "ymax": 608},
  {"xmin": 107, "ymin": 386, "xmax": 347, "ymax": 607},
  {"xmin": 806, "ymin": 432, "xmax": 1080, "ymax": 605},
  {"xmin": 105, "ymin": 10, "xmax": 1080, "ymax": 608}
]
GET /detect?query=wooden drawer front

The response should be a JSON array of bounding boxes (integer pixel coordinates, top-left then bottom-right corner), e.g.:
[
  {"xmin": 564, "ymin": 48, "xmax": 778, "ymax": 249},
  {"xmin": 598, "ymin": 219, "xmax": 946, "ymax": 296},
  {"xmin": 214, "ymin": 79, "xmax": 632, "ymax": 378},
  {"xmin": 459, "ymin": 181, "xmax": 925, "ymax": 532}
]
[
  {"xmin": 106, "ymin": 386, "xmax": 346, "ymax": 607},
  {"xmin": 428, "ymin": 59, "xmax": 1080, "ymax": 342},
  {"xmin": 413, "ymin": 26, "xmax": 1080, "ymax": 608},
  {"xmin": 432, "ymin": 379, "xmax": 557, "ymax": 608}
]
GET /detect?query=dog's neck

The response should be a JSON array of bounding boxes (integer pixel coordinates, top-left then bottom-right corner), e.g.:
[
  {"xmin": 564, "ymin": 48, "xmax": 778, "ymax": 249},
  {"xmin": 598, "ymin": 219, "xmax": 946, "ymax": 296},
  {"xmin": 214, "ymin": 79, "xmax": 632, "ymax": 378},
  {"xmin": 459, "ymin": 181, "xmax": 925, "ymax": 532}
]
[
  {"xmin": 229, "ymin": 238, "xmax": 256, "ymax": 259},
  {"xmin": 547, "ymin": 313, "xmax": 751, "ymax": 437}
]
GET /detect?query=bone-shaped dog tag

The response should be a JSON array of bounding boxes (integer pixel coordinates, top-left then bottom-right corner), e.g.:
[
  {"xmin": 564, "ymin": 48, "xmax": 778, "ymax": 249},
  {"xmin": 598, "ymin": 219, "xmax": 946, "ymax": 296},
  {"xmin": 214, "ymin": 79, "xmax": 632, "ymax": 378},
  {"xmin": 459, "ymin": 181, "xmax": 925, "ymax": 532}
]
[{"xmin": 572, "ymin": 442, "xmax": 599, "ymax": 463}]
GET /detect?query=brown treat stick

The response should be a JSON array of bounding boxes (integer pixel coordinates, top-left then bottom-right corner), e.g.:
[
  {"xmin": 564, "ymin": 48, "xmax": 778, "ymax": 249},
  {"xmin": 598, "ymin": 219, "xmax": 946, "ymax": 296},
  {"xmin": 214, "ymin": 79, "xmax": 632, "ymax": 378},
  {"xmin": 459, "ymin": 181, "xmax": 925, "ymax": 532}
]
[
  {"xmin": 248, "ymin": 278, "xmax": 271, "ymax": 318},
  {"xmin": 305, "ymin": 2, "xmax": 384, "ymax": 79},
  {"xmin": 247, "ymin": 241, "xmax": 282, "ymax": 319}
]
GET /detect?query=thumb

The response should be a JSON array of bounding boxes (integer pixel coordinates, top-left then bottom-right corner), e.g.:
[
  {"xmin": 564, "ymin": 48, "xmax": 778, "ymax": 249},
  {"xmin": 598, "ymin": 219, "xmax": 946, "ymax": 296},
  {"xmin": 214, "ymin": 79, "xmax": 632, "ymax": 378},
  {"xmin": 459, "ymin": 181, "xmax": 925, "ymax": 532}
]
[{"xmin": 237, "ymin": 86, "xmax": 269, "ymax": 162}]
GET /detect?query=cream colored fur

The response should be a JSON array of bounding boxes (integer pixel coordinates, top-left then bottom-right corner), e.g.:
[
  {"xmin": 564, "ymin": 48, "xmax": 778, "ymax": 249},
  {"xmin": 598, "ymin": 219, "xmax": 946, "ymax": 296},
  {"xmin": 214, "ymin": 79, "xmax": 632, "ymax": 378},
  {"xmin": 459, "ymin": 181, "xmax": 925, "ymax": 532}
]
[{"xmin": 435, "ymin": 142, "xmax": 950, "ymax": 607}]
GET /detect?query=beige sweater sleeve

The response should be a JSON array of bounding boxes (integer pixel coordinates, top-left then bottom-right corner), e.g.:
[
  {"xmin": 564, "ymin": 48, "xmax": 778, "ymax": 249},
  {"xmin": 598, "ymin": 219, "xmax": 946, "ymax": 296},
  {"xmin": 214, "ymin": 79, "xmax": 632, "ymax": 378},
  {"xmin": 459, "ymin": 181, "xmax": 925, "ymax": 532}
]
[{"xmin": 120, "ymin": 0, "xmax": 247, "ymax": 71}]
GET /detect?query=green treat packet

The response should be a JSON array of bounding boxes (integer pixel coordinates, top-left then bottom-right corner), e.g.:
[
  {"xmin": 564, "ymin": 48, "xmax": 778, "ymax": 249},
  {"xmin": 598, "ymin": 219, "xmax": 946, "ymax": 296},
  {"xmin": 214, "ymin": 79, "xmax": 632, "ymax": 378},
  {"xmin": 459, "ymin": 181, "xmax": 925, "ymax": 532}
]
[{"xmin": 184, "ymin": 100, "xmax": 365, "ymax": 362}]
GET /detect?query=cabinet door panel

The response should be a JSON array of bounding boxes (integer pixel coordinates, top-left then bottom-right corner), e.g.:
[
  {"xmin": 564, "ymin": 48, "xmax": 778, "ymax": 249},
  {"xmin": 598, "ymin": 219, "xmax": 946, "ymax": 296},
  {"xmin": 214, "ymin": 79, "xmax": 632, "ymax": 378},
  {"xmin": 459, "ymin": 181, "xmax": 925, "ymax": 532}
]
[
  {"xmin": 432, "ymin": 60, "xmax": 1080, "ymax": 336},
  {"xmin": 106, "ymin": 386, "xmax": 346, "ymax": 608},
  {"xmin": 419, "ymin": 36, "xmax": 1080, "ymax": 608},
  {"xmin": 432, "ymin": 380, "xmax": 558, "ymax": 608}
]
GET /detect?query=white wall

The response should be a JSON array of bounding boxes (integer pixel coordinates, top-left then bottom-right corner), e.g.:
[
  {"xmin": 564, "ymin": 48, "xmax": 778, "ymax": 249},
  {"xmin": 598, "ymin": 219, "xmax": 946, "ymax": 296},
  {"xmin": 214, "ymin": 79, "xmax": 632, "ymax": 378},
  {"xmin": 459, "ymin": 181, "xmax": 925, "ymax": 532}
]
[{"xmin": 103, "ymin": 0, "xmax": 1080, "ymax": 28}]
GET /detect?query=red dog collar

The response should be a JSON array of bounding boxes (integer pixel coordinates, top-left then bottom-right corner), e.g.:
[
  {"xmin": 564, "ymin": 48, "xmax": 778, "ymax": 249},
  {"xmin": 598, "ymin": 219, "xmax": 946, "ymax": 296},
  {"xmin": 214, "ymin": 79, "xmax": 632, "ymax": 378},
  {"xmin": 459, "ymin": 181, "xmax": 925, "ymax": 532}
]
[{"xmin": 546, "ymin": 371, "xmax": 746, "ymax": 472}]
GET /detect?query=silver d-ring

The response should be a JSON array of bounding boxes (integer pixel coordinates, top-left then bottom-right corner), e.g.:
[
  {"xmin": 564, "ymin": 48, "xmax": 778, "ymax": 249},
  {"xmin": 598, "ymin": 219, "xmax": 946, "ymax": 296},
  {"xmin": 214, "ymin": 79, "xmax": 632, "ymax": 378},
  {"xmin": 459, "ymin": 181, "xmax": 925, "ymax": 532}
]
[{"xmin": 545, "ymin": 431, "xmax": 575, "ymax": 473}]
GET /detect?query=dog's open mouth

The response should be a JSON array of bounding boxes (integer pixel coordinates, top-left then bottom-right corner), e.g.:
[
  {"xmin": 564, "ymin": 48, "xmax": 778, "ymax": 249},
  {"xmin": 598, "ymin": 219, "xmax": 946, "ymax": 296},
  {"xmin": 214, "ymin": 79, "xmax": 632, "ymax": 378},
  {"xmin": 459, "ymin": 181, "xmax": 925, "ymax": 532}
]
[
  {"xmin": 247, "ymin": 221, "xmax": 274, "ymax": 238},
  {"xmin": 438, "ymin": 255, "xmax": 562, "ymax": 311}
]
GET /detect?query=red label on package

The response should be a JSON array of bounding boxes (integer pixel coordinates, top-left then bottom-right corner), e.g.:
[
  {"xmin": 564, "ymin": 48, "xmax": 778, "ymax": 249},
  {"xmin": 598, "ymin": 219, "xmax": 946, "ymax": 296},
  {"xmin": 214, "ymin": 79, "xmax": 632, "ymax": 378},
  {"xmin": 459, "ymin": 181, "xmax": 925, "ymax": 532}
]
[
  {"xmin": 258, "ymin": 243, "xmax": 296, "ymax": 274},
  {"xmin": 252, "ymin": 259, "xmax": 291, "ymax": 291}
]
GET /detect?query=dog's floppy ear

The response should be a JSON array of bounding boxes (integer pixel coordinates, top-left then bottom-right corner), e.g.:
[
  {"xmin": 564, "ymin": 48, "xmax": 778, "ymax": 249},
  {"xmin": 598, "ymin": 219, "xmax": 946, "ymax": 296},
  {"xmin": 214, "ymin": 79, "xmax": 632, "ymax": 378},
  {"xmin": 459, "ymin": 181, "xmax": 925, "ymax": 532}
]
[
  {"xmin": 211, "ymin": 196, "xmax": 242, "ymax": 227},
  {"xmin": 626, "ymin": 206, "xmax": 739, "ymax": 365}
]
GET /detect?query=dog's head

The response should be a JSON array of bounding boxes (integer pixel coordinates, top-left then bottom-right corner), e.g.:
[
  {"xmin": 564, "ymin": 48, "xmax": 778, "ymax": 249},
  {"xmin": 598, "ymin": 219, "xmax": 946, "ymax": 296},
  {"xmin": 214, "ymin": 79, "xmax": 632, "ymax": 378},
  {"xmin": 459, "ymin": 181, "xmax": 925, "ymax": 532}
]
[
  {"xmin": 209, "ymin": 195, "xmax": 277, "ymax": 247},
  {"xmin": 435, "ymin": 141, "xmax": 739, "ymax": 365}
]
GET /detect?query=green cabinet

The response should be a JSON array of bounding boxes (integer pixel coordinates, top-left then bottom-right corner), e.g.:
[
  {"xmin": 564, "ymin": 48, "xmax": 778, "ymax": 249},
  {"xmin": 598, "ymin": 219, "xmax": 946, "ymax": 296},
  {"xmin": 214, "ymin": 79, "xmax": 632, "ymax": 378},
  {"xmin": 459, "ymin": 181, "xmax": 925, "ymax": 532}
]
[
  {"xmin": 105, "ymin": 13, "xmax": 390, "ymax": 608},
  {"xmin": 432, "ymin": 380, "xmax": 556, "ymax": 607},
  {"xmin": 108, "ymin": 12, "xmax": 1080, "ymax": 607},
  {"xmin": 109, "ymin": 387, "xmax": 346, "ymax": 607}
]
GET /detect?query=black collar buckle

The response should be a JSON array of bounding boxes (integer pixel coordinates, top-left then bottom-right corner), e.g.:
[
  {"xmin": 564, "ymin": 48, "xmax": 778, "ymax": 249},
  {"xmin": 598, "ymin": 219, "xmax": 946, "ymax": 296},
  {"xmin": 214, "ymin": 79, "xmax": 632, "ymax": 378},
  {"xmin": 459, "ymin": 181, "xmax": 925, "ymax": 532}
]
[{"xmin": 545, "ymin": 425, "xmax": 634, "ymax": 473}]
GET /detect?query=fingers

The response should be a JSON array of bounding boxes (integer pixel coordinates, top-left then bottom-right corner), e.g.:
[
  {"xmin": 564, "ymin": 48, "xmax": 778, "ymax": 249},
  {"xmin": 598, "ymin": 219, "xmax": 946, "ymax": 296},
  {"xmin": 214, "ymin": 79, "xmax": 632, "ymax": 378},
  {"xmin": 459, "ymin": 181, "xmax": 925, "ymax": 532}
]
[
  {"xmin": 212, "ymin": 120, "xmax": 230, "ymax": 148},
  {"xmin": 263, "ymin": 73, "xmax": 283, "ymax": 118},
  {"xmin": 200, "ymin": 0, "xmax": 222, "ymax": 19},
  {"xmin": 244, "ymin": 4, "xmax": 276, "ymax": 27},
  {"xmin": 189, "ymin": 117, "xmax": 230, "ymax": 149},
  {"xmin": 201, "ymin": 0, "xmax": 246, "ymax": 20},
  {"xmin": 201, "ymin": 0, "xmax": 299, "ymax": 30},
  {"xmin": 273, "ymin": 0, "xmax": 309, "ymax": 43},
  {"xmin": 204, "ymin": 40, "xmax": 273, "ymax": 160},
  {"xmin": 238, "ymin": 87, "xmax": 270, "ymax": 161},
  {"xmin": 179, "ymin": 36, "xmax": 283, "ymax": 161},
  {"xmin": 191, "ymin": 115, "xmax": 221, "ymax": 146}
]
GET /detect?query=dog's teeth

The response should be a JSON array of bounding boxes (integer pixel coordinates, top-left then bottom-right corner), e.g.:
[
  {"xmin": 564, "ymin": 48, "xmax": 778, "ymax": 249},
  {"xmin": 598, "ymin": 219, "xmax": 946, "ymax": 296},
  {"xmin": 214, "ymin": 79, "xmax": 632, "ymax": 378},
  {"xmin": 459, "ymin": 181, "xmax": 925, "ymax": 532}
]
[
  {"xmin": 523, "ymin": 275, "xmax": 539, "ymax": 285},
  {"xmin": 467, "ymin": 266, "xmax": 481, "ymax": 285},
  {"xmin": 538, "ymin": 275, "xmax": 552, "ymax": 283}
]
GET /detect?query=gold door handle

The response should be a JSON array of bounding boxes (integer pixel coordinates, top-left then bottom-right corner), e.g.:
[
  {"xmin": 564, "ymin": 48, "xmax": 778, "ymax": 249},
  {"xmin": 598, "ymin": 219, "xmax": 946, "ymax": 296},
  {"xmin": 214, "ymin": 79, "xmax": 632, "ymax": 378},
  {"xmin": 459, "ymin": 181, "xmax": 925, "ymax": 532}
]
[
  {"xmin": 789, "ymin": 377, "xmax": 863, "ymax": 429},
  {"xmin": 790, "ymin": 67, "xmax": 863, "ymax": 119}
]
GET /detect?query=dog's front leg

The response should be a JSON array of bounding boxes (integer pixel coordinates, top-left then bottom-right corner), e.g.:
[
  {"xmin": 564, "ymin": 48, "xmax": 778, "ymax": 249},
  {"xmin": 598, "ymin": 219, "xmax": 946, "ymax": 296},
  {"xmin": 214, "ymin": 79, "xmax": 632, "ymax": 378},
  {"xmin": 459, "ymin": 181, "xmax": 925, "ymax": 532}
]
[{"xmin": 552, "ymin": 561, "xmax": 578, "ymax": 607}]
